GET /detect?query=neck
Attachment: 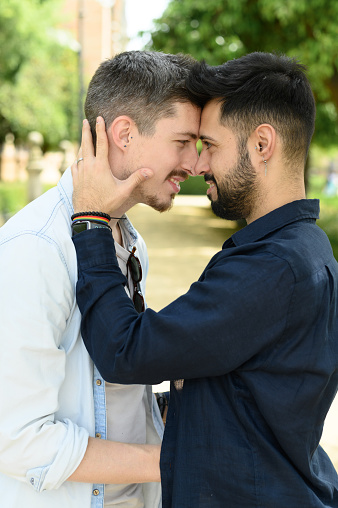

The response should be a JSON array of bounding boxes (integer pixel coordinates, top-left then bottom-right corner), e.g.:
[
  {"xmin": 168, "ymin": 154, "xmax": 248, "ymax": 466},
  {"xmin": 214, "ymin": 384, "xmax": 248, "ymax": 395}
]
[
  {"xmin": 247, "ymin": 177, "xmax": 306, "ymax": 225},
  {"xmin": 109, "ymin": 196, "xmax": 139, "ymax": 246}
]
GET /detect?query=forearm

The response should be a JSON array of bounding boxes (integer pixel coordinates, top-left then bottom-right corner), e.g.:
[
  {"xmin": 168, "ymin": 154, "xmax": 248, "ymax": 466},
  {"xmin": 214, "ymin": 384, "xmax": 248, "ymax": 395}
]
[{"xmin": 68, "ymin": 437, "xmax": 161, "ymax": 484}]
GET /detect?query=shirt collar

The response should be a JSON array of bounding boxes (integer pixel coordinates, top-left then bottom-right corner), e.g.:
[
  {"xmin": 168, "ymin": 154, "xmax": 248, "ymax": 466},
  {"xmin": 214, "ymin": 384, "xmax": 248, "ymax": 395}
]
[
  {"xmin": 230, "ymin": 199, "xmax": 320, "ymax": 247},
  {"xmin": 119, "ymin": 214, "xmax": 138, "ymax": 246}
]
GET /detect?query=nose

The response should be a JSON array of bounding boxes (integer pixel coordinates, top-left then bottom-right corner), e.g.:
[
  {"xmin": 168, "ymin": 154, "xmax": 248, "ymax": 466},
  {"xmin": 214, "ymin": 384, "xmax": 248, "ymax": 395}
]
[
  {"xmin": 181, "ymin": 144, "xmax": 199, "ymax": 175},
  {"xmin": 191, "ymin": 150, "xmax": 209, "ymax": 176}
]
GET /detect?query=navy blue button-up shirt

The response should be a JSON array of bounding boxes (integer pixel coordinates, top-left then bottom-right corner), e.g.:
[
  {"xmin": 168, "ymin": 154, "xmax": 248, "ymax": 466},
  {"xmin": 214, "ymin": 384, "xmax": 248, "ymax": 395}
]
[{"xmin": 73, "ymin": 199, "xmax": 338, "ymax": 507}]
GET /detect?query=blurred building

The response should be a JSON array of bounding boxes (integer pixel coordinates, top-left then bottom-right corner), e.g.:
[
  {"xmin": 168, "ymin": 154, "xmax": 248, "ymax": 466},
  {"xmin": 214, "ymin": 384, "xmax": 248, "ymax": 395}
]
[{"xmin": 62, "ymin": 0, "xmax": 128, "ymax": 83}]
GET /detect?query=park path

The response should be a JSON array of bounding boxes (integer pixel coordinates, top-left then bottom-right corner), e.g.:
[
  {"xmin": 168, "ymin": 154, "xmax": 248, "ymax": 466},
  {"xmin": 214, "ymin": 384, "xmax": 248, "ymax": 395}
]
[{"xmin": 127, "ymin": 195, "xmax": 338, "ymax": 471}]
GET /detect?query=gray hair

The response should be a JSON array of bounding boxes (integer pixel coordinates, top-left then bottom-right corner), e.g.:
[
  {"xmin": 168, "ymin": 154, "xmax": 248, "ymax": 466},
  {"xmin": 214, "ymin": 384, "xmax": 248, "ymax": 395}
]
[{"xmin": 85, "ymin": 50, "xmax": 199, "ymax": 142}]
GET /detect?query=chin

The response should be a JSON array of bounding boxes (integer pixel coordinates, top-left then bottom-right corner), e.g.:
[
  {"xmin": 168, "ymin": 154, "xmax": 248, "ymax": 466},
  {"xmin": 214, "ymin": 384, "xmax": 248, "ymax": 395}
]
[{"xmin": 145, "ymin": 193, "xmax": 176, "ymax": 213}]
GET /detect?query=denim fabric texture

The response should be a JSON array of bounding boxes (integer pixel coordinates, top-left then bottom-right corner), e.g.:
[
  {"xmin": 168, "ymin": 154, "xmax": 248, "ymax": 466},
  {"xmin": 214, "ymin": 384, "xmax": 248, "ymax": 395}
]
[{"xmin": 0, "ymin": 169, "xmax": 162, "ymax": 508}]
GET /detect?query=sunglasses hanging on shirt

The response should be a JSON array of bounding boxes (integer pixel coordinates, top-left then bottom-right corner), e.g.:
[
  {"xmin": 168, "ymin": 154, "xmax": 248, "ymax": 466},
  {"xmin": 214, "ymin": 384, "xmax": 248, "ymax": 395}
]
[{"xmin": 127, "ymin": 247, "xmax": 145, "ymax": 313}]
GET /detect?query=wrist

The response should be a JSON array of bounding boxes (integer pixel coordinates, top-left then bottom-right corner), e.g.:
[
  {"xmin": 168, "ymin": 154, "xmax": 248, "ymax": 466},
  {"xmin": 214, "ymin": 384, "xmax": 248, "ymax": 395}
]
[
  {"xmin": 71, "ymin": 220, "xmax": 112, "ymax": 236},
  {"xmin": 71, "ymin": 212, "xmax": 112, "ymax": 236},
  {"xmin": 71, "ymin": 211, "xmax": 112, "ymax": 221}
]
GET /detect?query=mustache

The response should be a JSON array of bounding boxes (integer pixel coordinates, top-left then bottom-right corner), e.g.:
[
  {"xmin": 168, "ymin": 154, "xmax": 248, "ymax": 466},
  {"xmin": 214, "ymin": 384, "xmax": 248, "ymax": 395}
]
[
  {"xmin": 166, "ymin": 170, "xmax": 190, "ymax": 181},
  {"xmin": 204, "ymin": 174, "xmax": 216, "ymax": 184}
]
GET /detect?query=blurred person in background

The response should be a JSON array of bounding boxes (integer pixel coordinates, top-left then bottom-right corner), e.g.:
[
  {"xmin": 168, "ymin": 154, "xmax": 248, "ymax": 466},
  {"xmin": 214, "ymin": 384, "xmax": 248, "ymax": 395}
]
[
  {"xmin": 0, "ymin": 50, "xmax": 201, "ymax": 508},
  {"xmin": 71, "ymin": 52, "xmax": 338, "ymax": 507}
]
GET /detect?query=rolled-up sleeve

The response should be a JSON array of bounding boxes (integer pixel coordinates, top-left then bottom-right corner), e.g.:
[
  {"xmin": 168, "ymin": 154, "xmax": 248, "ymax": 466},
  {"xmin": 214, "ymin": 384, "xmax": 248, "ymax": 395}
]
[{"xmin": 0, "ymin": 235, "xmax": 89, "ymax": 491}]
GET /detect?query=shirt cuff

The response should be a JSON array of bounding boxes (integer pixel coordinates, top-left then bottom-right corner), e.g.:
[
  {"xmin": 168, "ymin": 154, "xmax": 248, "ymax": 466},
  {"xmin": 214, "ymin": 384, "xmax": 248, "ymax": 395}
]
[
  {"xmin": 25, "ymin": 419, "xmax": 89, "ymax": 492},
  {"xmin": 72, "ymin": 228, "xmax": 118, "ymax": 271}
]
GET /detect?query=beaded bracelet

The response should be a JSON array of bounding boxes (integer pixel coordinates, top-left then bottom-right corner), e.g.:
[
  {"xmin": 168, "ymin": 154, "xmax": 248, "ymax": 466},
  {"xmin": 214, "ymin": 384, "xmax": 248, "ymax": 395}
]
[
  {"xmin": 72, "ymin": 214, "xmax": 110, "ymax": 226},
  {"xmin": 71, "ymin": 211, "xmax": 111, "ymax": 221},
  {"xmin": 71, "ymin": 211, "xmax": 126, "ymax": 221}
]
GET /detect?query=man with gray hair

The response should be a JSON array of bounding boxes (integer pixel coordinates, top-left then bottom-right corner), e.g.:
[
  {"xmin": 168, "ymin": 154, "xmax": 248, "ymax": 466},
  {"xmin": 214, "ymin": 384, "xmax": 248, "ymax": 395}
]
[{"xmin": 0, "ymin": 51, "xmax": 201, "ymax": 508}]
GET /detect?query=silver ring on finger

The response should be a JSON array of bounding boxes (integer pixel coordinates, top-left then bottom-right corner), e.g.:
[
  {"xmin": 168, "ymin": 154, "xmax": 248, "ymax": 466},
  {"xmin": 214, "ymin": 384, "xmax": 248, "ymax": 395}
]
[{"xmin": 77, "ymin": 157, "xmax": 84, "ymax": 165}]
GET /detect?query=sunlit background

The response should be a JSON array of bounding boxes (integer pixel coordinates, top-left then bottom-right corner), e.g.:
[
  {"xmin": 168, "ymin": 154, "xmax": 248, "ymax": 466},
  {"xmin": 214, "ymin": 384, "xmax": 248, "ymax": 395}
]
[{"xmin": 0, "ymin": 0, "xmax": 337, "ymax": 469}]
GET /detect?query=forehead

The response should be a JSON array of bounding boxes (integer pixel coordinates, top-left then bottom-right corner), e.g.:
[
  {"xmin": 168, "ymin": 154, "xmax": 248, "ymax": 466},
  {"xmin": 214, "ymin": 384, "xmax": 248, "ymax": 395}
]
[
  {"xmin": 200, "ymin": 99, "xmax": 223, "ymax": 134},
  {"xmin": 154, "ymin": 102, "xmax": 201, "ymax": 138}
]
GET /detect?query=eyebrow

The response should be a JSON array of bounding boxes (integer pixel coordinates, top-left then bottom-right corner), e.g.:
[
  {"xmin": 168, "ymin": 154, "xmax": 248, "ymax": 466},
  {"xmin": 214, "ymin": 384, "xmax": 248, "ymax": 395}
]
[
  {"xmin": 173, "ymin": 131, "xmax": 199, "ymax": 140},
  {"xmin": 199, "ymin": 135, "xmax": 218, "ymax": 142}
]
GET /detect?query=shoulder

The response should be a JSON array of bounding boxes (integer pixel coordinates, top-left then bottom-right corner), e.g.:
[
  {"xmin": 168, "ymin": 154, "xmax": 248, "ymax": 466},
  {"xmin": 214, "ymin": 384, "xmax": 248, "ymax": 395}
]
[
  {"xmin": 0, "ymin": 185, "xmax": 76, "ymax": 279},
  {"xmin": 267, "ymin": 220, "xmax": 335, "ymax": 281}
]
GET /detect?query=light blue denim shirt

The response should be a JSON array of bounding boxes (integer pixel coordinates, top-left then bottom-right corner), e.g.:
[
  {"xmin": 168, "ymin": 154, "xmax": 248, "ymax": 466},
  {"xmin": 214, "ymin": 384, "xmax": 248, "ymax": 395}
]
[{"xmin": 0, "ymin": 168, "xmax": 163, "ymax": 508}]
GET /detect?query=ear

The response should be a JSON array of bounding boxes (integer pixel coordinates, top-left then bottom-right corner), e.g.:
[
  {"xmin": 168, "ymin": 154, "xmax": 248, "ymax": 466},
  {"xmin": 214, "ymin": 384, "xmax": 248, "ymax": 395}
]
[
  {"xmin": 250, "ymin": 123, "xmax": 276, "ymax": 163},
  {"xmin": 108, "ymin": 116, "xmax": 135, "ymax": 151}
]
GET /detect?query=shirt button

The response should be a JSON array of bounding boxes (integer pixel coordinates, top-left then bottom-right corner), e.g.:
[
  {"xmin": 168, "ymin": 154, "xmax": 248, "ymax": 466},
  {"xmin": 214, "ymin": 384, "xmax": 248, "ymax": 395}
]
[
  {"xmin": 30, "ymin": 478, "xmax": 34, "ymax": 485},
  {"xmin": 93, "ymin": 489, "xmax": 100, "ymax": 496},
  {"xmin": 95, "ymin": 433, "xmax": 101, "ymax": 438},
  {"xmin": 96, "ymin": 379, "xmax": 102, "ymax": 386}
]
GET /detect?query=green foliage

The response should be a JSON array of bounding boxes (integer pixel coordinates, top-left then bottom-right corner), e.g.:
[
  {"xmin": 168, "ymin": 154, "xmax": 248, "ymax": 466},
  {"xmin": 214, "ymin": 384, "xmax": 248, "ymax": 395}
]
[
  {"xmin": 148, "ymin": 0, "xmax": 338, "ymax": 147},
  {"xmin": 0, "ymin": 181, "xmax": 54, "ymax": 216},
  {"xmin": 180, "ymin": 175, "xmax": 208, "ymax": 195},
  {"xmin": 0, "ymin": 0, "xmax": 79, "ymax": 149},
  {"xmin": 308, "ymin": 174, "xmax": 338, "ymax": 260},
  {"xmin": 0, "ymin": 182, "xmax": 27, "ymax": 215}
]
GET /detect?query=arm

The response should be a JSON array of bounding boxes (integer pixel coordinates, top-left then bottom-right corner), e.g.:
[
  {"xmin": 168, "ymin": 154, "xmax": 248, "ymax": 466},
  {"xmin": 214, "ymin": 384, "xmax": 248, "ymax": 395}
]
[
  {"xmin": 68, "ymin": 438, "xmax": 160, "ymax": 484},
  {"xmin": 71, "ymin": 117, "xmax": 293, "ymax": 384},
  {"xmin": 73, "ymin": 229, "xmax": 294, "ymax": 384},
  {"xmin": 0, "ymin": 235, "xmax": 89, "ymax": 489},
  {"xmin": 0, "ymin": 234, "xmax": 160, "ymax": 490}
]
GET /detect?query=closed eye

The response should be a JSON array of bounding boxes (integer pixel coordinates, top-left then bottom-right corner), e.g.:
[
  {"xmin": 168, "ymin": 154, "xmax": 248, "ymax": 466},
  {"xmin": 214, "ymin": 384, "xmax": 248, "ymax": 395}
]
[{"xmin": 202, "ymin": 140, "xmax": 212, "ymax": 150}]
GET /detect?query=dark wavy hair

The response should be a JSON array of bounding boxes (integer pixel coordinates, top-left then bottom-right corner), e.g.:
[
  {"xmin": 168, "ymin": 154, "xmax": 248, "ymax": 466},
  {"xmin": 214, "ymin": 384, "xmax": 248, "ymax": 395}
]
[{"xmin": 186, "ymin": 52, "xmax": 316, "ymax": 165}]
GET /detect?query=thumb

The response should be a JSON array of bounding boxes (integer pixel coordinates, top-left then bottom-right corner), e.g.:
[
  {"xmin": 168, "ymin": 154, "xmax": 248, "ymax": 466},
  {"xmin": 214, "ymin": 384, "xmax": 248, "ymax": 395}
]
[{"xmin": 121, "ymin": 168, "xmax": 153, "ymax": 193}]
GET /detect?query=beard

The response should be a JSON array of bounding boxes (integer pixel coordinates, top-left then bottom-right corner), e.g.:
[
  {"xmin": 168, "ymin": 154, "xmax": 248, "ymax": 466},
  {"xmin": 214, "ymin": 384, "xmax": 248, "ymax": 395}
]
[
  {"xmin": 138, "ymin": 169, "xmax": 188, "ymax": 213},
  {"xmin": 143, "ymin": 193, "xmax": 176, "ymax": 213},
  {"xmin": 206, "ymin": 140, "xmax": 258, "ymax": 221}
]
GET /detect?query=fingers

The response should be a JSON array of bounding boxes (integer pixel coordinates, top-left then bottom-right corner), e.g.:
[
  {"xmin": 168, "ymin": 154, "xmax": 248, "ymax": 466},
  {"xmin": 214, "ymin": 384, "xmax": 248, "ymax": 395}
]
[
  {"xmin": 71, "ymin": 159, "xmax": 78, "ymax": 180},
  {"xmin": 71, "ymin": 147, "xmax": 84, "ymax": 180},
  {"xmin": 81, "ymin": 119, "xmax": 95, "ymax": 159},
  {"xmin": 95, "ymin": 116, "xmax": 109, "ymax": 162},
  {"xmin": 80, "ymin": 116, "xmax": 109, "ymax": 164}
]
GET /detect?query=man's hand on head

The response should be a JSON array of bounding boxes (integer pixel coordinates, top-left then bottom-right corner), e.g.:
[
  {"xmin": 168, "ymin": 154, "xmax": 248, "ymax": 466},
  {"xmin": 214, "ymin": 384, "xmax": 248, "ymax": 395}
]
[{"xmin": 71, "ymin": 117, "xmax": 153, "ymax": 215}]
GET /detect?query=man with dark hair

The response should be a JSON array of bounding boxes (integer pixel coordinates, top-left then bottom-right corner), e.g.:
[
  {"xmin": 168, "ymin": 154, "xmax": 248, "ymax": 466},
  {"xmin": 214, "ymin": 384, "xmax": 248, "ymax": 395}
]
[
  {"xmin": 0, "ymin": 51, "xmax": 200, "ymax": 508},
  {"xmin": 71, "ymin": 52, "xmax": 338, "ymax": 507}
]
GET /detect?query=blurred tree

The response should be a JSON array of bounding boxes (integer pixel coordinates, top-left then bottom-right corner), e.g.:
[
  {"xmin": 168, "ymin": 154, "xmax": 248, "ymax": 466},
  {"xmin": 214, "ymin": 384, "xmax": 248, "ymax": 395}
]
[
  {"xmin": 0, "ymin": 0, "xmax": 78, "ymax": 150},
  {"xmin": 148, "ymin": 0, "xmax": 338, "ymax": 147}
]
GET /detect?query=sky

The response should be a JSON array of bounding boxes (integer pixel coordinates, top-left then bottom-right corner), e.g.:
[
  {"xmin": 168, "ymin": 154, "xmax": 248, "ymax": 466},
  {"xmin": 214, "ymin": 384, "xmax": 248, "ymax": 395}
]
[{"xmin": 125, "ymin": 0, "xmax": 170, "ymax": 50}]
